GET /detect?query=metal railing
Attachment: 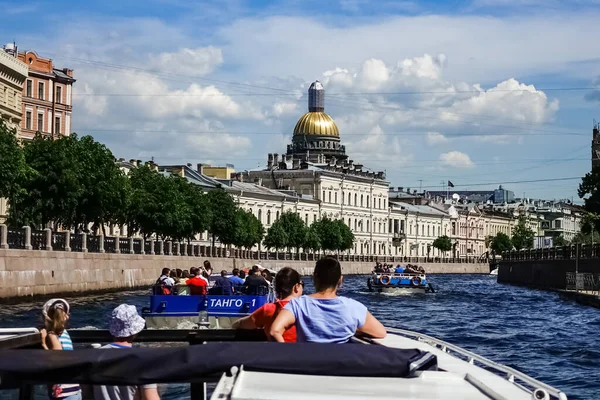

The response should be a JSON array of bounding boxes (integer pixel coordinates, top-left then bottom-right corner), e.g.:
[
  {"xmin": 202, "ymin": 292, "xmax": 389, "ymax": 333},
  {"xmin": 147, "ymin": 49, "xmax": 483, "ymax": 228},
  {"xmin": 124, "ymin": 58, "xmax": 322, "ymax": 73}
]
[
  {"xmin": 0, "ymin": 224, "xmax": 490, "ymax": 263},
  {"xmin": 384, "ymin": 327, "xmax": 567, "ymax": 400},
  {"xmin": 503, "ymin": 244, "xmax": 600, "ymax": 261},
  {"xmin": 565, "ymin": 272, "xmax": 600, "ymax": 294}
]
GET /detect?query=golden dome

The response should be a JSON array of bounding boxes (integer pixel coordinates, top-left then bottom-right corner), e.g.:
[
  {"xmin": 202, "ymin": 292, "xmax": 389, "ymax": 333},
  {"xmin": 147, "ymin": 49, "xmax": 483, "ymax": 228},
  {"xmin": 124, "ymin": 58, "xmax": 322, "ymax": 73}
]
[{"xmin": 293, "ymin": 112, "xmax": 339, "ymax": 137}]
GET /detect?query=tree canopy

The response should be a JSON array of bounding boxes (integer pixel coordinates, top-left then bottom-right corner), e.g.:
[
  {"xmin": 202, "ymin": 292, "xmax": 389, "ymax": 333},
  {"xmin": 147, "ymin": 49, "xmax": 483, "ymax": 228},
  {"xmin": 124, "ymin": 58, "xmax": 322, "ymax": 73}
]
[
  {"xmin": 0, "ymin": 120, "xmax": 28, "ymax": 206},
  {"xmin": 490, "ymin": 232, "xmax": 513, "ymax": 254},
  {"xmin": 578, "ymin": 169, "xmax": 600, "ymax": 232},
  {"xmin": 432, "ymin": 235, "xmax": 452, "ymax": 253},
  {"xmin": 511, "ymin": 216, "xmax": 535, "ymax": 250}
]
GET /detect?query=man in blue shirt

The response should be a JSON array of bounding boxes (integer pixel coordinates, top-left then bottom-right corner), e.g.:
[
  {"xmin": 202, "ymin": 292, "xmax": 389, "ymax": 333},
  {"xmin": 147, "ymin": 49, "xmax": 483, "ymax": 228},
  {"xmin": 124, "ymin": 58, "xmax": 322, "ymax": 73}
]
[
  {"xmin": 270, "ymin": 256, "xmax": 387, "ymax": 343},
  {"xmin": 229, "ymin": 268, "xmax": 245, "ymax": 286},
  {"xmin": 395, "ymin": 265, "xmax": 405, "ymax": 274},
  {"xmin": 213, "ymin": 270, "xmax": 234, "ymax": 295}
]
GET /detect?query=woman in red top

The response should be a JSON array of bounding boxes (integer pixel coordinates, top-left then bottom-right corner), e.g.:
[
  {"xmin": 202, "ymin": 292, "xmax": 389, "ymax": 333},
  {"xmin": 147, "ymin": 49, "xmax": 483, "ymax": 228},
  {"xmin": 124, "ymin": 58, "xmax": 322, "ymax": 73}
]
[{"xmin": 233, "ymin": 267, "xmax": 303, "ymax": 342}]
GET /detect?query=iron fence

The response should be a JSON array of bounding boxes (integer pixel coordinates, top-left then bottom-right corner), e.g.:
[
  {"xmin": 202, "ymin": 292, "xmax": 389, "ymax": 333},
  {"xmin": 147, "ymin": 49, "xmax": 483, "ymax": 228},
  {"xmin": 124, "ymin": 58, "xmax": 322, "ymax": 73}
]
[
  {"xmin": 30, "ymin": 230, "xmax": 45, "ymax": 250},
  {"xmin": 566, "ymin": 272, "xmax": 600, "ymax": 294},
  {"xmin": 119, "ymin": 238, "xmax": 130, "ymax": 253},
  {"xmin": 133, "ymin": 238, "xmax": 143, "ymax": 254},
  {"xmin": 7, "ymin": 228, "xmax": 26, "ymax": 249},
  {"xmin": 144, "ymin": 240, "xmax": 152, "ymax": 254},
  {"xmin": 103, "ymin": 236, "xmax": 116, "ymax": 253},
  {"xmin": 52, "ymin": 232, "xmax": 67, "ymax": 251},
  {"xmin": 87, "ymin": 235, "xmax": 101, "ymax": 253},
  {"xmin": 70, "ymin": 234, "xmax": 83, "ymax": 252}
]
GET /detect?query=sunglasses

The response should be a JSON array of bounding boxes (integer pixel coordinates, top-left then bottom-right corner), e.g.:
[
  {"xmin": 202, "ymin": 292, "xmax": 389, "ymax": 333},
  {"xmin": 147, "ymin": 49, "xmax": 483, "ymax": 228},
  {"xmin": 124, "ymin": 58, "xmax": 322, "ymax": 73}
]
[{"xmin": 298, "ymin": 281, "xmax": 305, "ymax": 287}]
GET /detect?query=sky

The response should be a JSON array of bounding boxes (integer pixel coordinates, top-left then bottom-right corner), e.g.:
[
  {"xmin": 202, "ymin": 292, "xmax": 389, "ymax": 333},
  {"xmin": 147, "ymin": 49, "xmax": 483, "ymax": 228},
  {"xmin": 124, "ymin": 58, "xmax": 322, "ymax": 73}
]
[{"xmin": 2, "ymin": 0, "xmax": 600, "ymax": 201}]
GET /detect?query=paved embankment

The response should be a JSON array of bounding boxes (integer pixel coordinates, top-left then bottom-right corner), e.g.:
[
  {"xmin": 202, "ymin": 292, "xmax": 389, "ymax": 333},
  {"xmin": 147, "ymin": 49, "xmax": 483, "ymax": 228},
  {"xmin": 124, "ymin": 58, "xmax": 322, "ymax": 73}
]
[{"xmin": 0, "ymin": 249, "xmax": 488, "ymax": 299}]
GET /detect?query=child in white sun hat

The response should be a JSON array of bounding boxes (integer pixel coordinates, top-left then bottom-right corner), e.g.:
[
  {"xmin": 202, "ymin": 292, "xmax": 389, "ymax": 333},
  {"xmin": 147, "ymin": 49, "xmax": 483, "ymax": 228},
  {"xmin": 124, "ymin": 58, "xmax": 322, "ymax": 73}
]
[{"xmin": 93, "ymin": 305, "xmax": 160, "ymax": 400}]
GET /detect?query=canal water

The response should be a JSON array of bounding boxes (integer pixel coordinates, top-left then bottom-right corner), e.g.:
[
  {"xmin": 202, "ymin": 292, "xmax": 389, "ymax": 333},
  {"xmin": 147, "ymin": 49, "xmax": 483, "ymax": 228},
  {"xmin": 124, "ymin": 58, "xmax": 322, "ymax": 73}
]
[{"xmin": 1, "ymin": 274, "xmax": 599, "ymax": 400}]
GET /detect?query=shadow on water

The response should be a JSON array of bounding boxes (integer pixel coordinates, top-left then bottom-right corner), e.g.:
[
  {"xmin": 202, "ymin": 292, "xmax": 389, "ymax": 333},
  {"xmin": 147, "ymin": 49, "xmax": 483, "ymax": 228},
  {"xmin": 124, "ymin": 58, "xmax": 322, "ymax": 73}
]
[{"xmin": 1, "ymin": 274, "xmax": 599, "ymax": 399}]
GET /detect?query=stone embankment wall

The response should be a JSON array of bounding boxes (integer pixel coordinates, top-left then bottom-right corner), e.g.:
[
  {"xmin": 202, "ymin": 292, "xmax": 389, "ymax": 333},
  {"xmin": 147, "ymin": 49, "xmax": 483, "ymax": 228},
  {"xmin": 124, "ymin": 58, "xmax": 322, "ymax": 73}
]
[
  {"xmin": 499, "ymin": 259, "xmax": 599, "ymax": 289},
  {"xmin": 0, "ymin": 249, "xmax": 488, "ymax": 299}
]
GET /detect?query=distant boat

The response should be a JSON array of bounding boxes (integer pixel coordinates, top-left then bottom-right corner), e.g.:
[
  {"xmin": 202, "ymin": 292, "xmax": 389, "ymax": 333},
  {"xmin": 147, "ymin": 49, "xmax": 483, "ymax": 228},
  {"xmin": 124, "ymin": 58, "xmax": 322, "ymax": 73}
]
[{"xmin": 490, "ymin": 268, "xmax": 498, "ymax": 276}]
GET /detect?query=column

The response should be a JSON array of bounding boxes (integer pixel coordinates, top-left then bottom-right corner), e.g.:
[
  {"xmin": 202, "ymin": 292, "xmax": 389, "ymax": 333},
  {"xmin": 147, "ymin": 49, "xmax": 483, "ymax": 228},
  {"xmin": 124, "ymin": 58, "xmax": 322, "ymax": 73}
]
[
  {"xmin": 140, "ymin": 238, "xmax": 145, "ymax": 255},
  {"xmin": 23, "ymin": 226, "xmax": 32, "ymax": 250},
  {"xmin": 82, "ymin": 233, "xmax": 88, "ymax": 253},
  {"xmin": 149, "ymin": 239, "xmax": 155, "ymax": 255},
  {"xmin": 64, "ymin": 231, "xmax": 71, "ymax": 252},
  {"xmin": 98, "ymin": 234, "xmax": 105, "ymax": 253},
  {"xmin": 114, "ymin": 235, "xmax": 120, "ymax": 254},
  {"xmin": 44, "ymin": 228, "xmax": 53, "ymax": 251},
  {"xmin": 0, "ymin": 224, "xmax": 8, "ymax": 249},
  {"xmin": 129, "ymin": 238, "xmax": 134, "ymax": 254}
]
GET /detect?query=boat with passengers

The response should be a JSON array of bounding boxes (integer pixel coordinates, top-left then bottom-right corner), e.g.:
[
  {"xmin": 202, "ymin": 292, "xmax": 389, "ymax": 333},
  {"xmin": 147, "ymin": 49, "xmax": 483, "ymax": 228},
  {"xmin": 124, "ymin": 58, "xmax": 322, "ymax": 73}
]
[
  {"xmin": 142, "ymin": 267, "xmax": 276, "ymax": 329},
  {"xmin": 367, "ymin": 263, "xmax": 434, "ymax": 293},
  {"xmin": 0, "ymin": 327, "xmax": 567, "ymax": 399}
]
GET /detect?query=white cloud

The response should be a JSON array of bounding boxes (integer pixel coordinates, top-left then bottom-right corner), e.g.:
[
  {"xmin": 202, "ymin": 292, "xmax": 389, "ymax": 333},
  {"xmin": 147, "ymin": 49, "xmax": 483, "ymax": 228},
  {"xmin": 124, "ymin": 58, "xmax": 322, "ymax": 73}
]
[
  {"xmin": 440, "ymin": 151, "xmax": 475, "ymax": 168},
  {"xmin": 426, "ymin": 132, "xmax": 449, "ymax": 145},
  {"xmin": 151, "ymin": 46, "xmax": 223, "ymax": 76},
  {"xmin": 271, "ymin": 101, "xmax": 298, "ymax": 117}
]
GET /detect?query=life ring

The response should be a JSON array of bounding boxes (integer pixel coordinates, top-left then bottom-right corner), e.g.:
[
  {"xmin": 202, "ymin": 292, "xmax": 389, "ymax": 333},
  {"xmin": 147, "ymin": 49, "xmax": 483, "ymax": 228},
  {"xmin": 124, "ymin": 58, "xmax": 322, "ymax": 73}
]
[
  {"xmin": 411, "ymin": 277, "xmax": 422, "ymax": 287},
  {"xmin": 379, "ymin": 275, "xmax": 391, "ymax": 285}
]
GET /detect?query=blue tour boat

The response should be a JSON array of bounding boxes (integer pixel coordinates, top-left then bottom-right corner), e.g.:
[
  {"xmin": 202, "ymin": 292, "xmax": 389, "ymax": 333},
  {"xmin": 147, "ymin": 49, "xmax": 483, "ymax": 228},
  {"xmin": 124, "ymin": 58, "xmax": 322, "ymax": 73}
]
[
  {"xmin": 367, "ymin": 272, "xmax": 434, "ymax": 293},
  {"xmin": 142, "ymin": 287, "xmax": 274, "ymax": 329}
]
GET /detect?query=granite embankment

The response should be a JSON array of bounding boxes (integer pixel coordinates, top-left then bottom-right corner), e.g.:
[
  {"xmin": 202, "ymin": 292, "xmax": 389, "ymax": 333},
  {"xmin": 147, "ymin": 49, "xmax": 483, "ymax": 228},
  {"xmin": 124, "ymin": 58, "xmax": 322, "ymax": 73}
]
[{"xmin": 0, "ymin": 249, "xmax": 488, "ymax": 299}]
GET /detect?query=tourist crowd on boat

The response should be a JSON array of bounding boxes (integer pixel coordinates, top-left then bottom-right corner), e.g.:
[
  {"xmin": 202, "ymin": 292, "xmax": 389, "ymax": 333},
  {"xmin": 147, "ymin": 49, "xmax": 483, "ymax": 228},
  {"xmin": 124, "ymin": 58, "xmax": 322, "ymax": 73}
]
[
  {"xmin": 154, "ymin": 261, "xmax": 274, "ymax": 296},
  {"xmin": 373, "ymin": 262, "xmax": 426, "ymax": 275},
  {"xmin": 38, "ymin": 257, "xmax": 387, "ymax": 400}
]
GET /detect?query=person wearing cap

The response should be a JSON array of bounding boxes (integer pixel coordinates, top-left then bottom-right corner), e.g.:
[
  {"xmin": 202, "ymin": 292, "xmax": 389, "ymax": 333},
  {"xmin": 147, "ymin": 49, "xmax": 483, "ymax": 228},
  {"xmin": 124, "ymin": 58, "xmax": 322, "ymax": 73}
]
[
  {"xmin": 93, "ymin": 304, "xmax": 160, "ymax": 400},
  {"xmin": 40, "ymin": 299, "xmax": 82, "ymax": 400}
]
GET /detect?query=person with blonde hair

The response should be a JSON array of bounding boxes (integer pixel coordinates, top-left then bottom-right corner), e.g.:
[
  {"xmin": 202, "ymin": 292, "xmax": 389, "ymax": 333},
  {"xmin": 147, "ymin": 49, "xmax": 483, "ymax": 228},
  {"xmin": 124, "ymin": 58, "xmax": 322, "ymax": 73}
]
[{"xmin": 40, "ymin": 299, "xmax": 82, "ymax": 400}]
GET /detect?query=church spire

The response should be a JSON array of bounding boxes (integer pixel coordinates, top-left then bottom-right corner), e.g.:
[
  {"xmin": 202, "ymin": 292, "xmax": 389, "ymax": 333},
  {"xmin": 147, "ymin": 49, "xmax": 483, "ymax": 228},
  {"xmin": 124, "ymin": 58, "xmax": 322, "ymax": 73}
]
[{"xmin": 308, "ymin": 80, "xmax": 324, "ymax": 112}]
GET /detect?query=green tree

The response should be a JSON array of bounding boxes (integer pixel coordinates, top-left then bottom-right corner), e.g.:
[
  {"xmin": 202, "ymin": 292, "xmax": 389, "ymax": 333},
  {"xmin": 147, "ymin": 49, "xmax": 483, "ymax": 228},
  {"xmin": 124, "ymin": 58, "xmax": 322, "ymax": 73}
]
[
  {"xmin": 432, "ymin": 235, "xmax": 452, "ymax": 255},
  {"xmin": 303, "ymin": 224, "xmax": 322, "ymax": 252},
  {"xmin": 313, "ymin": 216, "xmax": 342, "ymax": 253},
  {"xmin": 263, "ymin": 222, "xmax": 288, "ymax": 252},
  {"xmin": 578, "ymin": 169, "xmax": 600, "ymax": 232},
  {"xmin": 335, "ymin": 219, "xmax": 354, "ymax": 252},
  {"xmin": 490, "ymin": 232, "xmax": 513, "ymax": 254},
  {"xmin": 511, "ymin": 216, "xmax": 535, "ymax": 250},
  {"xmin": 277, "ymin": 211, "xmax": 307, "ymax": 253},
  {"xmin": 72, "ymin": 135, "xmax": 129, "ymax": 234},
  {"xmin": 552, "ymin": 234, "xmax": 568, "ymax": 247},
  {"xmin": 11, "ymin": 133, "xmax": 82, "ymax": 227},
  {"xmin": 205, "ymin": 188, "xmax": 237, "ymax": 247},
  {"xmin": 0, "ymin": 120, "xmax": 29, "ymax": 218}
]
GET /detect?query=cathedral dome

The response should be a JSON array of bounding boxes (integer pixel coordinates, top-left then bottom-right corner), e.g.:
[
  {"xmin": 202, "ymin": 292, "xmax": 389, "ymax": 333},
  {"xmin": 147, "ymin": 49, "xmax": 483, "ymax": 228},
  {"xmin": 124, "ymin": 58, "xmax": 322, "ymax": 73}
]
[
  {"xmin": 293, "ymin": 112, "xmax": 339, "ymax": 137},
  {"xmin": 292, "ymin": 80, "xmax": 339, "ymax": 137}
]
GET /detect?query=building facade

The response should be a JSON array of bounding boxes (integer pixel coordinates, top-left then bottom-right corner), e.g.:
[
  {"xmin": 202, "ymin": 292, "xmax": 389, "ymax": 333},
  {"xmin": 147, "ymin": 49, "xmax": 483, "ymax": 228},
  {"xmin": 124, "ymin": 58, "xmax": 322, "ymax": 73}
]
[
  {"xmin": 17, "ymin": 50, "xmax": 75, "ymax": 141},
  {"xmin": 237, "ymin": 81, "xmax": 391, "ymax": 256},
  {"xmin": 0, "ymin": 44, "xmax": 28, "ymax": 135}
]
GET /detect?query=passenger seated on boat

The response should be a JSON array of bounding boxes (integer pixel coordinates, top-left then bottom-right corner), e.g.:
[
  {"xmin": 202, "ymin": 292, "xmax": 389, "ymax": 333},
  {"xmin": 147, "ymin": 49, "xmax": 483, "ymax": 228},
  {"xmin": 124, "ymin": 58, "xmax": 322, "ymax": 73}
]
[
  {"xmin": 271, "ymin": 257, "xmax": 387, "ymax": 344},
  {"xmin": 187, "ymin": 267, "xmax": 208, "ymax": 295},
  {"xmin": 243, "ymin": 265, "xmax": 270, "ymax": 295},
  {"xmin": 233, "ymin": 267, "xmax": 303, "ymax": 342},
  {"xmin": 175, "ymin": 271, "xmax": 191, "ymax": 296},
  {"xmin": 210, "ymin": 270, "xmax": 235, "ymax": 295},
  {"xmin": 229, "ymin": 268, "xmax": 245, "ymax": 286},
  {"xmin": 93, "ymin": 304, "xmax": 160, "ymax": 400},
  {"xmin": 203, "ymin": 260, "xmax": 213, "ymax": 282},
  {"xmin": 40, "ymin": 299, "xmax": 82, "ymax": 400},
  {"xmin": 394, "ymin": 265, "xmax": 405, "ymax": 274},
  {"xmin": 153, "ymin": 268, "xmax": 175, "ymax": 295}
]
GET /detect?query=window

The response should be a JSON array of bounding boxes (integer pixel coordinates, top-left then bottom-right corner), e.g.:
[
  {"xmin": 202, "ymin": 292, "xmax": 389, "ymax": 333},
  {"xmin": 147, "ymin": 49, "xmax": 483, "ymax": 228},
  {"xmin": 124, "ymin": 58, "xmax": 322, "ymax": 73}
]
[
  {"xmin": 38, "ymin": 82, "xmax": 44, "ymax": 100},
  {"xmin": 267, "ymin": 210, "xmax": 271, "ymax": 225},
  {"xmin": 400, "ymin": 220, "xmax": 405, "ymax": 232},
  {"xmin": 342, "ymin": 192, "xmax": 345, "ymax": 204},
  {"xmin": 54, "ymin": 116, "xmax": 61, "ymax": 134},
  {"xmin": 361, "ymin": 194, "xmax": 363, "ymax": 207},
  {"xmin": 56, "ymin": 86, "xmax": 62, "ymax": 103},
  {"xmin": 367, "ymin": 196, "xmax": 369, "ymax": 207},
  {"xmin": 258, "ymin": 209, "xmax": 262, "ymax": 222},
  {"xmin": 322, "ymin": 191, "xmax": 325, "ymax": 201},
  {"xmin": 427, "ymin": 226, "xmax": 430, "ymax": 236},
  {"xmin": 37, "ymin": 113, "xmax": 43, "ymax": 132},
  {"xmin": 26, "ymin": 80, "xmax": 32, "ymax": 97},
  {"xmin": 334, "ymin": 192, "xmax": 337, "ymax": 204},
  {"xmin": 276, "ymin": 211, "xmax": 280, "ymax": 220},
  {"xmin": 378, "ymin": 198, "xmax": 381, "ymax": 209},
  {"xmin": 354, "ymin": 219, "xmax": 358, "ymax": 231},
  {"xmin": 354, "ymin": 193, "xmax": 357, "ymax": 205},
  {"xmin": 26, "ymin": 111, "xmax": 32, "ymax": 129},
  {"xmin": 305, "ymin": 214, "xmax": 309, "ymax": 224},
  {"xmin": 452, "ymin": 222, "xmax": 456, "ymax": 235},
  {"xmin": 328, "ymin": 192, "xmax": 331, "ymax": 203}
]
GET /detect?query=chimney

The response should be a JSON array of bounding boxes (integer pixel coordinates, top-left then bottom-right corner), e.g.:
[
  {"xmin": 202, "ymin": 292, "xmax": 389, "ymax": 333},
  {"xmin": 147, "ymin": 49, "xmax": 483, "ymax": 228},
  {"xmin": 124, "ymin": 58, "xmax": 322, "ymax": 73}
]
[
  {"xmin": 354, "ymin": 163, "xmax": 363, "ymax": 172},
  {"xmin": 348, "ymin": 159, "xmax": 354, "ymax": 168},
  {"xmin": 273, "ymin": 153, "xmax": 279, "ymax": 166},
  {"xmin": 197, "ymin": 163, "xmax": 205, "ymax": 174},
  {"xmin": 129, "ymin": 159, "xmax": 137, "ymax": 167},
  {"xmin": 330, "ymin": 156, "xmax": 337, "ymax": 166},
  {"xmin": 292, "ymin": 157, "xmax": 300, "ymax": 169},
  {"xmin": 407, "ymin": 188, "xmax": 411, "ymax": 194},
  {"xmin": 186, "ymin": 163, "xmax": 192, "ymax": 167},
  {"xmin": 267, "ymin": 153, "xmax": 273, "ymax": 170},
  {"xmin": 286, "ymin": 154, "xmax": 292, "ymax": 163},
  {"xmin": 398, "ymin": 186, "xmax": 403, "ymax": 192},
  {"xmin": 118, "ymin": 158, "xmax": 125, "ymax": 162},
  {"xmin": 413, "ymin": 190, "xmax": 417, "ymax": 195}
]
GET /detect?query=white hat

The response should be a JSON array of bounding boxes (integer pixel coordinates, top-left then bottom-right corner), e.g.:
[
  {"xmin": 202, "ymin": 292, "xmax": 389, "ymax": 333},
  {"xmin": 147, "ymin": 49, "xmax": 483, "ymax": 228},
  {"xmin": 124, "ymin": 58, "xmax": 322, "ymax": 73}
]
[
  {"xmin": 42, "ymin": 299, "xmax": 70, "ymax": 322},
  {"xmin": 109, "ymin": 304, "xmax": 145, "ymax": 337}
]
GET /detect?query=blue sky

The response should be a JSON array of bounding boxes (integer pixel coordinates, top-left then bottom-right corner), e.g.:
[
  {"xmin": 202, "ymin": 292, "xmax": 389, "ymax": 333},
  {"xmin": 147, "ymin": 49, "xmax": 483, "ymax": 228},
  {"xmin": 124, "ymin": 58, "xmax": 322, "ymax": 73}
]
[{"xmin": 2, "ymin": 0, "xmax": 600, "ymax": 201}]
